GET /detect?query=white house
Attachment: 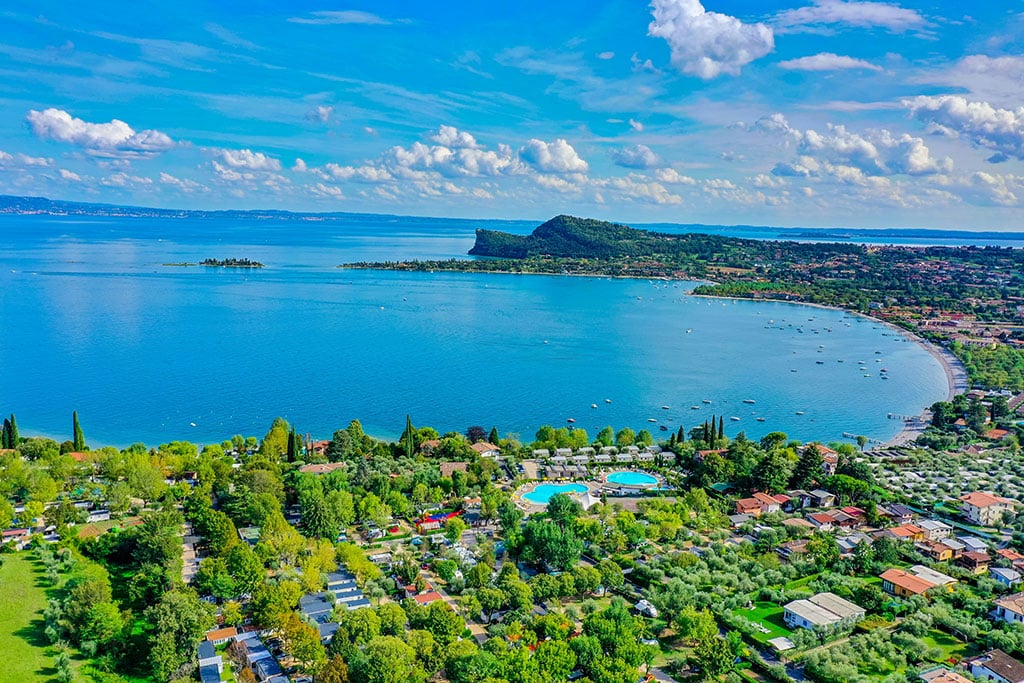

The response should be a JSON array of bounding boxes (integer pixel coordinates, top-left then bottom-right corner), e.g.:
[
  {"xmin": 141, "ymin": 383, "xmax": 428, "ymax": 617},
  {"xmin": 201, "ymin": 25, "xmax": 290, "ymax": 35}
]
[
  {"xmin": 995, "ymin": 593, "xmax": 1024, "ymax": 624},
  {"xmin": 783, "ymin": 592, "xmax": 865, "ymax": 631},
  {"xmin": 919, "ymin": 519, "xmax": 953, "ymax": 540},
  {"xmin": 960, "ymin": 492, "xmax": 1017, "ymax": 527},
  {"xmin": 968, "ymin": 649, "xmax": 1024, "ymax": 683}
]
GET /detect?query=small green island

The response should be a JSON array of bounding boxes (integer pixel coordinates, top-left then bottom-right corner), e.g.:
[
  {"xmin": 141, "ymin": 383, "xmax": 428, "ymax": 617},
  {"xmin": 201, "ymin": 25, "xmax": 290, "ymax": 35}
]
[
  {"xmin": 343, "ymin": 215, "xmax": 1024, "ymax": 391},
  {"xmin": 164, "ymin": 258, "xmax": 265, "ymax": 268}
]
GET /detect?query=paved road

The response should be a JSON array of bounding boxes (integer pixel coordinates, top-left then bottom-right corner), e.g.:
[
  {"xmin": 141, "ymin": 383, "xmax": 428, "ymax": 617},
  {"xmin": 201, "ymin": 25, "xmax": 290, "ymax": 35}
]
[{"xmin": 648, "ymin": 666, "xmax": 676, "ymax": 682}]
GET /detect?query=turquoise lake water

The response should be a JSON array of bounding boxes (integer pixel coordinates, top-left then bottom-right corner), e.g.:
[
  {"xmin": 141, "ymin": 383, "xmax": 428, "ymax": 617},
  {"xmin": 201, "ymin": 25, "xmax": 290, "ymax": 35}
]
[
  {"xmin": 607, "ymin": 471, "xmax": 659, "ymax": 487},
  {"xmin": 522, "ymin": 484, "xmax": 589, "ymax": 505},
  {"xmin": 0, "ymin": 214, "xmax": 950, "ymax": 447}
]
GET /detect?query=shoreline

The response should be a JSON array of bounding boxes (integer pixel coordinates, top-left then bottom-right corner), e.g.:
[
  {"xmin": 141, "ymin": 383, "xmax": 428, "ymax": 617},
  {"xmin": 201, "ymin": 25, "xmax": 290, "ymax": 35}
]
[{"xmin": 338, "ymin": 263, "xmax": 715, "ymax": 285}]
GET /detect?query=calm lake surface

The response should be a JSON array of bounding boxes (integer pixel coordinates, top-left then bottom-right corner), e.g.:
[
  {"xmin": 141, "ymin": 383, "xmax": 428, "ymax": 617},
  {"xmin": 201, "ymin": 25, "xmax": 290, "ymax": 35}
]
[{"xmin": 0, "ymin": 214, "xmax": 951, "ymax": 447}]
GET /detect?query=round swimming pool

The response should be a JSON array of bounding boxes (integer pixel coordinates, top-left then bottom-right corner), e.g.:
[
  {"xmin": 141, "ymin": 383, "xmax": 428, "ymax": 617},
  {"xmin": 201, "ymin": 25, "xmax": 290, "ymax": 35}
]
[
  {"xmin": 606, "ymin": 471, "xmax": 659, "ymax": 487},
  {"xmin": 521, "ymin": 483, "xmax": 589, "ymax": 505}
]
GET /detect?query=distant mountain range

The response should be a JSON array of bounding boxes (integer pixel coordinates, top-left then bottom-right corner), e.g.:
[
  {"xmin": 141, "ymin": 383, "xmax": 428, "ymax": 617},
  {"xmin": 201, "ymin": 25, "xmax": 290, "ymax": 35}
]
[{"xmin": 1, "ymin": 194, "xmax": 1022, "ymax": 242}]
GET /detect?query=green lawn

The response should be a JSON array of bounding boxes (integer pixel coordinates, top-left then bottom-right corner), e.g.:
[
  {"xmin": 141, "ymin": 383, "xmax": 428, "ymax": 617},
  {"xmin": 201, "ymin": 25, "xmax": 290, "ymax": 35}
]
[
  {"xmin": 0, "ymin": 554, "xmax": 58, "ymax": 681},
  {"xmin": 922, "ymin": 629, "xmax": 974, "ymax": 662},
  {"xmin": 737, "ymin": 601, "xmax": 794, "ymax": 644},
  {"xmin": 784, "ymin": 575, "xmax": 819, "ymax": 591}
]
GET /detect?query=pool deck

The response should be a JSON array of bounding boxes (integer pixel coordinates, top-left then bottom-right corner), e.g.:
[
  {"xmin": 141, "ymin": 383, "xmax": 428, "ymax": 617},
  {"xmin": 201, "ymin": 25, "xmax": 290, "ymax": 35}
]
[
  {"xmin": 513, "ymin": 468, "xmax": 668, "ymax": 514},
  {"xmin": 599, "ymin": 469, "xmax": 666, "ymax": 490},
  {"xmin": 513, "ymin": 481, "xmax": 600, "ymax": 514}
]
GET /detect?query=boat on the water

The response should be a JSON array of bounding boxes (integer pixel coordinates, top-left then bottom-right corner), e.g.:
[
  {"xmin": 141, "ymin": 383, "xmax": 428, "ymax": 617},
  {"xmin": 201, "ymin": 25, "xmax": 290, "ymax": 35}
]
[
  {"xmin": 702, "ymin": 399, "xmax": 712, "ymax": 404},
  {"xmin": 567, "ymin": 418, "xmax": 576, "ymax": 423},
  {"xmin": 730, "ymin": 416, "xmax": 740, "ymax": 421},
  {"xmin": 743, "ymin": 399, "xmax": 756, "ymax": 404}
]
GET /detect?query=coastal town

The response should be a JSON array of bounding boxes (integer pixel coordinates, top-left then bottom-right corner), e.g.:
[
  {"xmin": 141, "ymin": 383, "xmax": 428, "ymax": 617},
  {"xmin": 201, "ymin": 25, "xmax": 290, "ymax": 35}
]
[
  {"xmin": 2, "ymin": 385, "xmax": 1024, "ymax": 683},
  {"xmin": 4, "ymin": 0, "xmax": 1024, "ymax": 682}
]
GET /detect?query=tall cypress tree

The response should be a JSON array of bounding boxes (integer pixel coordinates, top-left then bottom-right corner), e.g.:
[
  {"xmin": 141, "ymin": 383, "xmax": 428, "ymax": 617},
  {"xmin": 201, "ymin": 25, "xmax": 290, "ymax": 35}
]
[
  {"xmin": 401, "ymin": 415, "xmax": 416, "ymax": 459},
  {"xmin": 677, "ymin": 425, "xmax": 685, "ymax": 443},
  {"xmin": 72, "ymin": 411, "xmax": 85, "ymax": 451},
  {"xmin": 719, "ymin": 416, "xmax": 725, "ymax": 441},
  {"xmin": 8, "ymin": 414, "xmax": 17, "ymax": 447},
  {"xmin": 488, "ymin": 426, "xmax": 499, "ymax": 445},
  {"xmin": 286, "ymin": 427, "xmax": 298, "ymax": 461},
  {"xmin": 1, "ymin": 418, "xmax": 10, "ymax": 449}
]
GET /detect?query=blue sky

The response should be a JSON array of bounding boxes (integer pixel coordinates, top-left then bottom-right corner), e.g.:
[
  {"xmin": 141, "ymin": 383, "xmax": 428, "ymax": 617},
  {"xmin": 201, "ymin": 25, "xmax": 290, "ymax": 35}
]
[{"xmin": 0, "ymin": 1, "xmax": 1022, "ymax": 229}]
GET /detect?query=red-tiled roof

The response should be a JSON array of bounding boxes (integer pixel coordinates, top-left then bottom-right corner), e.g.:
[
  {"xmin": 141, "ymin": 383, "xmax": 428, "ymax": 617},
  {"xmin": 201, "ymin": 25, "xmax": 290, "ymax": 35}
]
[
  {"xmin": 413, "ymin": 591, "xmax": 443, "ymax": 605},
  {"xmin": 962, "ymin": 491, "xmax": 1014, "ymax": 508},
  {"xmin": 206, "ymin": 627, "xmax": 238, "ymax": 641},
  {"xmin": 880, "ymin": 568, "xmax": 934, "ymax": 595},
  {"xmin": 299, "ymin": 462, "xmax": 346, "ymax": 475}
]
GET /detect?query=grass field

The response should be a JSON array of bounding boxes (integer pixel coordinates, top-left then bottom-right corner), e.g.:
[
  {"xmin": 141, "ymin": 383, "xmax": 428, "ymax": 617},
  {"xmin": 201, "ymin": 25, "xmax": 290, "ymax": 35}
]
[
  {"xmin": 922, "ymin": 629, "xmax": 974, "ymax": 662},
  {"xmin": 784, "ymin": 575, "xmax": 819, "ymax": 591},
  {"xmin": 0, "ymin": 553, "xmax": 58, "ymax": 681},
  {"xmin": 737, "ymin": 601, "xmax": 793, "ymax": 644}
]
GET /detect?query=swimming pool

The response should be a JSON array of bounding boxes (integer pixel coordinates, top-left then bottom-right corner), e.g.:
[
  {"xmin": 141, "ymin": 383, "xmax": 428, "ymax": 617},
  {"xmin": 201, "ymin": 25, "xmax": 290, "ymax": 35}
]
[
  {"xmin": 521, "ymin": 483, "xmax": 589, "ymax": 505},
  {"xmin": 606, "ymin": 471, "xmax": 659, "ymax": 487}
]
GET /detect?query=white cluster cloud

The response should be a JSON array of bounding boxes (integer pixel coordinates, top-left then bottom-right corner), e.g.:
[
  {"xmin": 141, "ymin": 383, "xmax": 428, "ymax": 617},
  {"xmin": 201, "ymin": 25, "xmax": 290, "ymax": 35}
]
[
  {"xmin": 903, "ymin": 95, "xmax": 1024, "ymax": 162},
  {"xmin": 0, "ymin": 149, "xmax": 52, "ymax": 167},
  {"xmin": 655, "ymin": 168, "xmax": 697, "ymax": 185},
  {"xmin": 519, "ymin": 138, "xmax": 588, "ymax": 173},
  {"xmin": 773, "ymin": 0, "xmax": 928, "ymax": 33},
  {"xmin": 219, "ymin": 148, "xmax": 282, "ymax": 171},
  {"xmin": 430, "ymin": 125, "xmax": 481, "ymax": 149},
  {"xmin": 918, "ymin": 55, "xmax": 1024, "ymax": 104},
  {"xmin": 595, "ymin": 174, "xmax": 682, "ymax": 205},
  {"xmin": 759, "ymin": 114, "xmax": 951, "ymax": 177},
  {"xmin": 382, "ymin": 140, "xmax": 519, "ymax": 179},
  {"xmin": 648, "ymin": 0, "xmax": 774, "ymax": 79},
  {"xmin": 778, "ymin": 52, "xmax": 882, "ymax": 71},
  {"xmin": 159, "ymin": 172, "xmax": 204, "ymax": 193},
  {"xmin": 610, "ymin": 144, "xmax": 663, "ymax": 169},
  {"xmin": 322, "ymin": 163, "xmax": 394, "ymax": 183},
  {"xmin": 309, "ymin": 182, "xmax": 345, "ymax": 199},
  {"xmin": 293, "ymin": 126, "xmax": 531, "ymax": 202},
  {"xmin": 102, "ymin": 172, "xmax": 152, "ymax": 188},
  {"xmin": 26, "ymin": 108, "xmax": 174, "ymax": 159},
  {"xmin": 954, "ymin": 172, "xmax": 1024, "ymax": 207}
]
